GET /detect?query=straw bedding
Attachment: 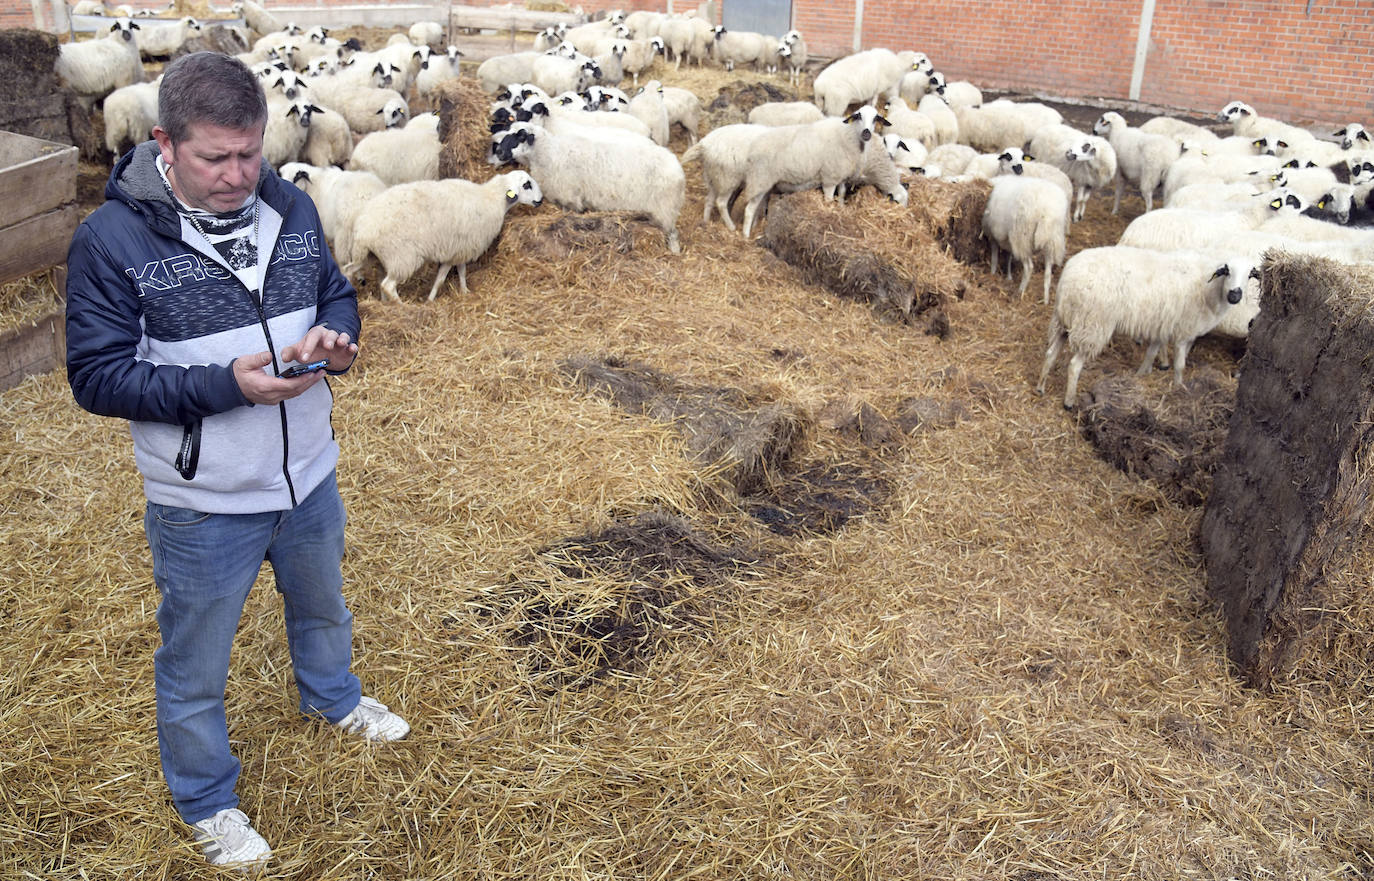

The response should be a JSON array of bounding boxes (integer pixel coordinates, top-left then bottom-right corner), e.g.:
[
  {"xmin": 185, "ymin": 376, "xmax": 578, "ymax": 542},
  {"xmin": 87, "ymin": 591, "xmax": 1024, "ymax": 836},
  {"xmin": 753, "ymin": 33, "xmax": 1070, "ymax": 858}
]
[{"xmin": 5, "ymin": 53, "xmax": 1374, "ymax": 880}]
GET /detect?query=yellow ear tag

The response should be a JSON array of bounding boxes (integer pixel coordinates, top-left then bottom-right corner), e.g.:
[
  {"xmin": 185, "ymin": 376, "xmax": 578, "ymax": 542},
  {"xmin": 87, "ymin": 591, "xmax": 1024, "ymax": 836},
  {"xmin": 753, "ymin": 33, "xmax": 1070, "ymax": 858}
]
[
  {"xmin": 1270, "ymin": 199, "xmax": 1281, "ymax": 208},
  {"xmin": 506, "ymin": 189, "xmax": 517, "ymax": 198},
  {"xmin": 1319, "ymin": 199, "xmax": 1327, "ymax": 208}
]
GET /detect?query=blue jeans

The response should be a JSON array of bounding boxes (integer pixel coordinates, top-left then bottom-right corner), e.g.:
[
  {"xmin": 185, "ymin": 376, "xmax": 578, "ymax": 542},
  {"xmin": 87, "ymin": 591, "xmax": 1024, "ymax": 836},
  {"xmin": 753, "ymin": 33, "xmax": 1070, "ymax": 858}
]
[{"xmin": 145, "ymin": 471, "xmax": 361, "ymax": 824}]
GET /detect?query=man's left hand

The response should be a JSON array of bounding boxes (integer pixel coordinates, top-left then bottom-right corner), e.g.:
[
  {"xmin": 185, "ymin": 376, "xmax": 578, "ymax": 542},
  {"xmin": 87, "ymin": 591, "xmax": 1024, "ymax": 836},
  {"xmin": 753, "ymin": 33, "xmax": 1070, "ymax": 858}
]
[{"xmin": 280, "ymin": 326, "xmax": 359, "ymax": 373}]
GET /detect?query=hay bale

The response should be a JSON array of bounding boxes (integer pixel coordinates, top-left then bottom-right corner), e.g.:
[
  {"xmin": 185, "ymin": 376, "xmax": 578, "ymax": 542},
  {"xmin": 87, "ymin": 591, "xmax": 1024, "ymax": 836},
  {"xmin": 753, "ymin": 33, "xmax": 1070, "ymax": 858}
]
[
  {"xmin": 758, "ymin": 190, "xmax": 954, "ymax": 334},
  {"xmin": 175, "ymin": 24, "xmax": 250, "ymax": 58},
  {"xmin": 905, "ymin": 174, "xmax": 991, "ymax": 266},
  {"xmin": 703, "ymin": 80, "xmax": 793, "ymax": 129},
  {"xmin": 0, "ymin": 29, "xmax": 92, "ymax": 151},
  {"xmin": 563, "ymin": 355, "xmax": 810, "ymax": 494},
  {"xmin": 1200, "ymin": 255, "xmax": 1374, "ymax": 685},
  {"xmin": 437, "ymin": 76, "xmax": 496, "ymax": 183},
  {"xmin": 1077, "ymin": 368, "xmax": 1235, "ymax": 506}
]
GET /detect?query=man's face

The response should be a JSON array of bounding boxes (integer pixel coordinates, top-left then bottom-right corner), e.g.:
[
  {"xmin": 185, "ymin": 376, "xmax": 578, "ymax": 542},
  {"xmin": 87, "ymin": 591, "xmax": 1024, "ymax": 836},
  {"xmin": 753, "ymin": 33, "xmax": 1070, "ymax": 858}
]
[{"xmin": 152, "ymin": 120, "xmax": 265, "ymax": 214}]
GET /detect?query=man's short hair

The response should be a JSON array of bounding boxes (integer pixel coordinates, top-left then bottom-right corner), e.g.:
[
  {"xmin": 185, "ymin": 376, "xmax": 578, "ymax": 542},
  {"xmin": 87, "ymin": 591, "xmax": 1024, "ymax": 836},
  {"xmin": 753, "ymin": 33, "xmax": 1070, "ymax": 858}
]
[{"xmin": 157, "ymin": 52, "xmax": 268, "ymax": 145}]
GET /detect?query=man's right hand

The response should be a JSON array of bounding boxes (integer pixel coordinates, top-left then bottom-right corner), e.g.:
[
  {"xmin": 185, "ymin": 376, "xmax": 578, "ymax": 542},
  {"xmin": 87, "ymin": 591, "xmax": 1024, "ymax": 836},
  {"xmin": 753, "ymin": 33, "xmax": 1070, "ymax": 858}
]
[{"xmin": 233, "ymin": 350, "xmax": 325, "ymax": 405}]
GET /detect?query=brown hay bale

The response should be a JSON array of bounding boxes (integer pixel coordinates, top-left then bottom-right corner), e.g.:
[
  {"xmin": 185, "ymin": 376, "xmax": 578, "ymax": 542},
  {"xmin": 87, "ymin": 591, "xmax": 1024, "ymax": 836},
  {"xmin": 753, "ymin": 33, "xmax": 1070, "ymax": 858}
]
[
  {"xmin": 905, "ymin": 174, "xmax": 992, "ymax": 266},
  {"xmin": 1078, "ymin": 367, "xmax": 1235, "ymax": 507},
  {"xmin": 562, "ymin": 354, "xmax": 810, "ymax": 494},
  {"xmin": 175, "ymin": 24, "xmax": 250, "ymax": 58},
  {"xmin": 702, "ymin": 79, "xmax": 794, "ymax": 128},
  {"xmin": 1201, "ymin": 254, "xmax": 1374, "ymax": 685},
  {"xmin": 437, "ymin": 76, "xmax": 494, "ymax": 183},
  {"xmin": 759, "ymin": 189, "xmax": 957, "ymax": 334},
  {"xmin": 0, "ymin": 29, "xmax": 94, "ymax": 151},
  {"xmin": 481, "ymin": 510, "xmax": 759, "ymax": 687}
]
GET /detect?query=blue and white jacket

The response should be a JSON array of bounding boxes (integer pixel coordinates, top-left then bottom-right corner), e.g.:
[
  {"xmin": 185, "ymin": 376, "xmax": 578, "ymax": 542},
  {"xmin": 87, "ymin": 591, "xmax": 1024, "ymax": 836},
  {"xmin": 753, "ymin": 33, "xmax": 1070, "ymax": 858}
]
[{"xmin": 66, "ymin": 141, "xmax": 360, "ymax": 514}]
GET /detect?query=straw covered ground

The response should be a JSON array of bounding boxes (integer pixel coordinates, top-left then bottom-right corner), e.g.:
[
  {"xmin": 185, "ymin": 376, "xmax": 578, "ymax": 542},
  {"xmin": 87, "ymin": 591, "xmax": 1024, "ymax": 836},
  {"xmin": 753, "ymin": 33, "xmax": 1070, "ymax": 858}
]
[{"xmin": 3, "ymin": 49, "xmax": 1374, "ymax": 880}]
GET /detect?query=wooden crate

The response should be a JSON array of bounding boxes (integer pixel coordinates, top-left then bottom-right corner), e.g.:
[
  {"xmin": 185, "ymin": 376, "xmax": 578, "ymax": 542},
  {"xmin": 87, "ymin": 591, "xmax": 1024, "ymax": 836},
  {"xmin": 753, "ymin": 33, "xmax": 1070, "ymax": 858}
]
[{"xmin": 0, "ymin": 129, "xmax": 79, "ymax": 287}]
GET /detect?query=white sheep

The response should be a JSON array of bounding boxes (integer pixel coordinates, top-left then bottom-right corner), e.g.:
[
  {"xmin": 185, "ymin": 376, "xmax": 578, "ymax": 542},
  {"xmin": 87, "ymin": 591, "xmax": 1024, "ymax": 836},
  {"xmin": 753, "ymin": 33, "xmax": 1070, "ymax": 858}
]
[
  {"xmin": 955, "ymin": 99, "xmax": 1063, "ymax": 153},
  {"xmin": 72, "ymin": 1, "xmax": 106, "ymax": 14},
  {"xmin": 812, "ymin": 49, "xmax": 923, "ymax": 117},
  {"xmin": 530, "ymin": 54, "xmax": 600, "ymax": 99},
  {"xmin": 921, "ymin": 142, "xmax": 977, "ymax": 177},
  {"xmin": 1165, "ymin": 179, "xmax": 1268, "ymax": 210},
  {"xmin": 102, "ymin": 78, "xmax": 159, "ymax": 157},
  {"xmin": 1061, "ymin": 135, "xmax": 1117, "ymax": 222},
  {"xmin": 624, "ymin": 10, "xmax": 666, "ymax": 39},
  {"xmin": 778, "ymin": 30, "xmax": 808, "ymax": 86},
  {"xmin": 1334, "ymin": 123, "xmax": 1372, "ymax": 151},
  {"xmin": 262, "ymin": 95, "xmax": 318, "ymax": 167},
  {"xmin": 1217, "ymin": 100, "xmax": 1316, "ymax": 149},
  {"xmin": 309, "ymin": 83, "xmax": 407, "ymax": 134},
  {"xmin": 739, "ymin": 105, "xmax": 885, "ymax": 238},
  {"xmin": 661, "ymin": 86, "xmax": 701, "ymax": 145},
  {"xmin": 1139, "ymin": 115, "xmax": 1221, "ymax": 146},
  {"xmin": 935, "ymin": 74, "xmax": 983, "ymax": 110},
  {"xmin": 711, "ymin": 26, "xmax": 773, "ymax": 71},
  {"xmin": 232, "ymin": 0, "xmax": 281, "ymax": 37},
  {"xmin": 347, "ymin": 113, "xmax": 439, "ymax": 185},
  {"xmin": 883, "ymin": 97, "xmax": 937, "ymax": 150},
  {"xmin": 897, "ymin": 68, "xmax": 937, "ymax": 104},
  {"xmin": 882, "ymin": 133, "xmax": 928, "ymax": 176},
  {"xmin": 1118, "ymin": 189, "xmax": 1300, "ymax": 250},
  {"xmin": 501, "ymin": 122, "xmax": 686, "ymax": 253},
  {"xmin": 409, "ymin": 20, "xmax": 445, "ymax": 49},
  {"xmin": 1092, "ymin": 111, "xmax": 1181, "ymax": 213},
  {"xmin": 415, "ymin": 46, "xmax": 463, "ymax": 104},
  {"xmin": 344, "ymin": 171, "xmax": 543, "ymax": 301},
  {"xmin": 627, "ymin": 79, "xmax": 669, "ymax": 146},
  {"xmin": 748, "ymin": 101, "xmax": 824, "ymax": 127},
  {"xmin": 476, "ymin": 51, "xmax": 543, "ymax": 93},
  {"xmin": 1035, "ymin": 248, "xmax": 1259, "ymax": 408},
  {"xmin": 679, "ymin": 122, "xmax": 769, "ymax": 231},
  {"xmin": 613, "ymin": 37, "xmax": 663, "ymax": 87},
  {"xmin": 1160, "ymin": 149, "xmax": 1280, "ymax": 203},
  {"xmin": 916, "ymin": 93, "xmax": 958, "ymax": 145},
  {"xmin": 997, "ymin": 147, "xmax": 1074, "ymax": 209},
  {"xmin": 279, "ymin": 162, "xmax": 386, "ymax": 268},
  {"xmin": 299, "ymin": 102, "xmax": 352, "ymax": 167},
  {"xmin": 658, "ymin": 15, "xmax": 712, "ymax": 69},
  {"xmin": 56, "ymin": 17, "xmax": 144, "ymax": 106},
  {"xmin": 982, "ymin": 175, "xmax": 1069, "ymax": 303},
  {"xmin": 135, "ymin": 16, "xmax": 201, "ymax": 59}
]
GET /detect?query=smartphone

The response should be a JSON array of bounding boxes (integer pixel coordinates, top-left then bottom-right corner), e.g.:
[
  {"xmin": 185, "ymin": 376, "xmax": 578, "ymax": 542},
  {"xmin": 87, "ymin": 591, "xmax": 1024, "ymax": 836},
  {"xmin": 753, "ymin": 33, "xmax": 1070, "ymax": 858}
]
[{"xmin": 280, "ymin": 359, "xmax": 329, "ymax": 378}]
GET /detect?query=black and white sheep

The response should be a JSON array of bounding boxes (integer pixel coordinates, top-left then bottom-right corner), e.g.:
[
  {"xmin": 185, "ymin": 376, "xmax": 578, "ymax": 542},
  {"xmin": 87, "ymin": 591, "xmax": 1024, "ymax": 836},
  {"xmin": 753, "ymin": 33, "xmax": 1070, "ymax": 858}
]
[
  {"xmin": 55, "ymin": 17, "xmax": 144, "ymax": 107},
  {"xmin": 347, "ymin": 112, "xmax": 439, "ymax": 185},
  {"xmin": 1092, "ymin": 111, "xmax": 1182, "ymax": 213},
  {"xmin": 279, "ymin": 162, "xmax": 387, "ymax": 270},
  {"xmin": 981, "ymin": 175, "xmax": 1069, "ymax": 303}
]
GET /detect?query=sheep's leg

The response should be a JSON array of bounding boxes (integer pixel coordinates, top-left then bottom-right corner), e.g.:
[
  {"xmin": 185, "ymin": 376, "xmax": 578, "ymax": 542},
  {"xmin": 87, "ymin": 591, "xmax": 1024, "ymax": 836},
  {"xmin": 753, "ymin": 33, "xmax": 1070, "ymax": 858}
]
[
  {"xmin": 1171, "ymin": 339, "xmax": 1193, "ymax": 387},
  {"xmin": 1041, "ymin": 260, "xmax": 1054, "ymax": 305},
  {"xmin": 458, "ymin": 263, "xmax": 469, "ymax": 294},
  {"xmin": 1017, "ymin": 256, "xmax": 1033, "ymax": 299},
  {"xmin": 1062, "ymin": 353, "xmax": 1086, "ymax": 409},
  {"xmin": 666, "ymin": 228, "xmax": 680, "ymax": 254},
  {"xmin": 427, "ymin": 263, "xmax": 453, "ymax": 301},
  {"xmin": 988, "ymin": 241, "xmax": 999, "ymax": 276},
  {"xmin": 702, "ymin": 186, "xmax": 717, "ymax": 223},
  {"xmin": 1035, "ymin": 321, "xmax": 1065, "ymax": 396},
  {"xmin": 741, "ymin": 192, "xmax": 768, "ymax": 238},
  {"xmin": 1137, "ymin": 342, "xmax": 1161, "ymax": 374},
  {"xmin": 380, "ymin": 276, "xmax": 401, "ymax": 302},
  {"xmin": 1111, "ymin": 175, "xmax": 1123, "ymax": 215}
]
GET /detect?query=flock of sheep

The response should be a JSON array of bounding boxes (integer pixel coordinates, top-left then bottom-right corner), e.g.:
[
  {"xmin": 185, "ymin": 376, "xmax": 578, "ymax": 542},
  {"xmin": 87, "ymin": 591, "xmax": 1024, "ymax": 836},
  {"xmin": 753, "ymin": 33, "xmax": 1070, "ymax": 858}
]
[{"xmin": 50, "ymin": 3, "xmax": 1374, "ymax": 408}]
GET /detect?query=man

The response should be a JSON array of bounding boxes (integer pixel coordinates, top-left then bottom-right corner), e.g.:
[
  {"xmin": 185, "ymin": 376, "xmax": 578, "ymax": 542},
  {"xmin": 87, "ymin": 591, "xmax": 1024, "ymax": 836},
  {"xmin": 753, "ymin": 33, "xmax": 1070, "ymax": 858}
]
[{"xmin": 65, "ymin": 52, "xmax": 409, "ymax": 869}]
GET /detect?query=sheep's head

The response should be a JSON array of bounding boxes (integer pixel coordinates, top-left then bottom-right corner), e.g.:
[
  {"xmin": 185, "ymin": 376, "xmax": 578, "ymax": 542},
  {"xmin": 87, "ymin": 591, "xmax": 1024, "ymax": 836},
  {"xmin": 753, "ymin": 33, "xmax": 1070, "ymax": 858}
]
[
  {"xmin": 843, "ymin": 104, "xmax": 885, "ymax": 143},
  {"xmin": 1306, "ymin": 186, "xmax": 1353, "ymax": 224},
  {"xmin": 503, "ymin": 170, "xmax": 543, "ymax": 208},
  {"xmin": 285, "ymin": 99, "xmax": 319, "ymax": 128},
  {"xmin": 380, "ymin": 97, "xmax": 408, "ymax": 129},
  {"xmin": 496, "ymin": 123, "xmax": 539, "ymax": 164},
  {"xmin": 1334, "ymin": 123, "xmax": 1370, "ymax": 150},
  {"xmin": 782, "ymin": 29, "xmax": 802, "ymax": 46},
  {"xmin": 997, "ymin": 148, "xmax": 1026, "ymax": 175},
  {"xmin": 929, "ymin": 71, "xmax": 946, "ymax": 95},
  {"xmin": 110, "ymin": 17, "xmax": 138, "ymax": 40},
  {"xmin": 1209, "ymin": 260, "xmax": 1260, "ymax": 306},
  {"xmin": 1218, "ymin": 100, "xmax": 1254, "ymax": 123},
  {"xmin": 650, "ymin": 36, "xmax": 665, "ymax": 55}
]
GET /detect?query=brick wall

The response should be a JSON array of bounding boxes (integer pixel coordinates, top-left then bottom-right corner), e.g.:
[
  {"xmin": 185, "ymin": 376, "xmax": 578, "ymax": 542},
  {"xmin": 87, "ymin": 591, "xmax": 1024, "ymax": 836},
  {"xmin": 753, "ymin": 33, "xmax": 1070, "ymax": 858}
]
[{"xmin": 9, "ymin": 0, "xmax": 1370, "ymax": 124}]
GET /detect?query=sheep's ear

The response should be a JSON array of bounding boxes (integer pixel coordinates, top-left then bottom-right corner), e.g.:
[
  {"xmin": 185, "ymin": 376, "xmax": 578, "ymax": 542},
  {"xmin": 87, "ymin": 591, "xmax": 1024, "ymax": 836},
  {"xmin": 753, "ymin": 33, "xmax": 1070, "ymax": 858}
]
[
  {"xmin": 998, "ymin": 151, "xmax": 1011, "ymax": 161},
  {"xmin": 1359, "ymin": 131, "xmax": 1372, "ymax": 143},
  {"xmin": 874, "ymin": 114, "xmax": 890, "ymax": 126},
  {"xmin": 1333, "ymin": 128, "xmax": 1346, "ymax": 137},
  {"xmin": 505, "ymin": 188, "xmax": 518, "ymax": 203},
  {"xmin": 309, "ymin": 104, "xmax": 323, "ymax": 113},
  {"xmin": 292, "ymin": 169, "xmax": 310, "ymax": 183},
  {"xmin": 1277, "ymin": 139, "xmax": 1289, "ymax": 148},
  {"xmin": 1024, "ymin": 152, "xmax": 1035, "ymax": 161},
  {"xmin": 1285, "ymin": 193, "xmax": 1303, "ymax": 208},
  {"xmin": 1268, "ymin": 197, "xmax": 1283, "ymax": 208},
  {"xmin": 1210, "ymin": 265, "xmax": 1230, "ymax": 280},
  {"xmin": 1249, "ymin": 267, "xmax": 1261, "ymax": 280},
  {"xmin": 1317, "ymin": 197, "xmax": 1328, "ymax": 209},
  {"xmin": 1252, "ymin": 138, "xmax": 1265, "ymax": 148}
]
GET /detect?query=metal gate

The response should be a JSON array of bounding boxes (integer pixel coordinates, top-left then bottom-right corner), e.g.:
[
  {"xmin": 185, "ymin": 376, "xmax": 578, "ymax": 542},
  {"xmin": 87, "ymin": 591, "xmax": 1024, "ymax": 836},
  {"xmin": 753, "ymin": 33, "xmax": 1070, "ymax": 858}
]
[{"xmin": 722, "ymin": 0, "xmax": 792, "ymax": 38}]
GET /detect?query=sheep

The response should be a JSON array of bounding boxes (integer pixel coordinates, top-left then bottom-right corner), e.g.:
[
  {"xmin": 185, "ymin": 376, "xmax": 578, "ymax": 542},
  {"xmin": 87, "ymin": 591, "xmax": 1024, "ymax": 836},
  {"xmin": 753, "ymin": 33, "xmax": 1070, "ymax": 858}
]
[
  {"xmin": 343, "ymin": 171, "xmax": 543, "ymax": 301},
  {"xmin": 135, "ymin": 16, "xmax": 201, "ymax": 60},
  {"xmin": 613, "ymin": 37, "xmax": 663, "ymax": 88},
  {"xmin": 1061, "ymin": 136, "xmax": 1117, "ymax": 222},
  {"xmin": 262, "ymin": 95, "xmax": 318, "ymax": 167},
  {"xmin": 375, "ymin": 40, "xmax": 426, "ymax": 92},
  {"xmin": 299, "ymin": 102, "xmax": 352, "ymax": 167},
  {"xmin": 348, "ymin": 113, "xmax": 439, "ymax": 185},
  {"xmin": 623, "ymin": 10, "xmax": 666, "ymax": 39},
  {"xmin": 883, "ymin": 97, "xmax": 937, "ymax": 150},
  {"xmin": 748, "ymin": 101, "xmax": 825, "ymax": 127},
  {"xmin": 935, "ymin": 74, "xmax": 983, "ymax": 110},
  {"xmin": 845, "ymin": 137, "xmax": 910, "ymax": 208},
  {"xmin": 658, "ymin": 15, "xmax": 712, "ymax": 69},
  {"xmin": 661, "ymin": 85, "xmax": 701, "ymax": 145},
  {"xmin": 232, "ymin": 0, "xmax": 281, "ymax": 37},
  {"xmin": 778, "ymin": 30, "xmax": 808, "ymax": 86},
  {"xmin": 997, "ymin": 147, "xmax": 1074, "ymax": 209},
  {"xmin": 1024, "ymin": 123, "xmax": 1090, "ymax": 172},
  {"xmin": 500, "ymin": 122, "xmax": 686, "ymax": 253},
  {"xmin": 982, "ymin": 175, "xmax": 1069, "ymax": 303},
  {"xmin": 308, "ymin": 83, "xmax": 407, "ymax": 134},
  {"xmin": 1268, "ymin": 165, "xmax": 1340, "ymax": 206},
  {"xmin": 476, "ymin": 51, "xmax": 543, "ymax": 93},
  {"xmin": 1139, "ymin": 115, "xmax": 1221, "ymax": 146},
  {"xmin": 55, "ymin": 17, "xmax": 144, "ymax": 106},
  {"xmin": 1161, "ymin": 150, "xmax": 1281, "ymax": 204},
  {"xmin": 102, "ymin": 78, "xmax": 159, "ymax": 157},
  {"xmin": 739, "ymin": 105, "xmax": 886, "ymax": 238},
  {"xmin": 812, "ymin": 49, "xmax": 923, "ymax": 117},
  {"xmin": 72, "ymin": 1, "xmax": 106, "ymax": 14},
  {"xmin": 711, "ymin": 26, "xmax": 773, "ymax": 71},
  {"xmin": 535, "ymin": 101, "xmax": 653, "ymax": 140},
  {"xmin": 530, "ymin": 55, "xmax": 600, "ymax": 99},
  {"xmin": 1118, "ymin": 189, "xmax": 1301, "ymax": 250},
  {"xmin": 882, "ymin": 133, "xmax": 927, "ymax": 176},
  {"xmin": 408, "ymin": 20, "xmax": 444, "ymax": 49},
  {"xmin": 280, "ymin": 163, "xmax": 386, "ymax": 271},
  {"xmin": 897, "ymin": 68, "xmax": 937, "ymax": 104},
  {"xmin": 564, "ymin": 21, "xmax": 626, "ymax": 55},
  {"xmin": 1091, "ymin": 111, "xmax": 1180, "ymax": 213},
  {"xmin": 955, "ymin": 99, "xmax": 1063, "ymax": 153},
  {"xmin": 1217, "ymin": 100, "xmax": 1316, "ymax": 149},
  {"xmin": 1334, "ymin": 123, "xmax": 1372, "ymax": 152},
  {"xmin": 679, "ymin": 123, "xmax": 770, "ymax": 231},
  {"xmin": 415, "ymin": 46, "xmax": 463, "ymax": 105},
  {"xmin": 1035, "ymin": 248, "xmax": 1260, "ymax": 408},
  {"xmin": 916, "ymin": 93, "xmax": 958, "ymax": 145},
  {"xmin": 1165, "ymin": 179, "xmax": 1268, "ymax": 210},
  {"xmin": 921, "ymin": 142, "xmax": 977, "ymax": 177},
  {"xmin": 627, "ymin": 80, "xmax": 669, "ymax": 146}
]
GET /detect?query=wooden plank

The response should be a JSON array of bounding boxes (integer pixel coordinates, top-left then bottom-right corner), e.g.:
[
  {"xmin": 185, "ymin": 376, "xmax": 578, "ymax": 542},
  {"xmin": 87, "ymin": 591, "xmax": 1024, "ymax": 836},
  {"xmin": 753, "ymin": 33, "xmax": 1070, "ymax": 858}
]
[
  {"xmin": 0, "ymin": 131, "xmax": 77, "ymax": 221},
  {"xmin": 0, "ymin": 204, "xmax": 78, "ymax": 286},
  {"xmin": 0, "ymin": 309, "xmax": 65, "ymax": 392}
]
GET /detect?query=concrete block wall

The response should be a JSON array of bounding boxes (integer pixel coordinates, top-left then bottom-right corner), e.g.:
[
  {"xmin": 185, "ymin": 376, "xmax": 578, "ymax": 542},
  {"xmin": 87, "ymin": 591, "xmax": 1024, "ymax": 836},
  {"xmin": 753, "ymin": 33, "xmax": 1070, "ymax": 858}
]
[{"xmin": 8, "ymin": 0, "xmax": 1370, "ymax": 125}]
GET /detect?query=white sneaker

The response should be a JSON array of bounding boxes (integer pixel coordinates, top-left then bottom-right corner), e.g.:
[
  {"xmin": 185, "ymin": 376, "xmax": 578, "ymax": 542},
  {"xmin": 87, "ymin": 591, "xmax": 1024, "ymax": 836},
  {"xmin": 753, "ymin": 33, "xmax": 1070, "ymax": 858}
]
[
  {"xmin": 190, "ymin": 808, "xmax": 271, "ymax": 869},
  {"xmin": 335, "ymin": 695, "xmax": 410, "ymax": 742}
]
